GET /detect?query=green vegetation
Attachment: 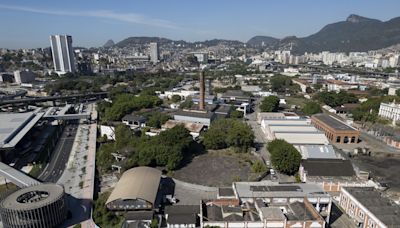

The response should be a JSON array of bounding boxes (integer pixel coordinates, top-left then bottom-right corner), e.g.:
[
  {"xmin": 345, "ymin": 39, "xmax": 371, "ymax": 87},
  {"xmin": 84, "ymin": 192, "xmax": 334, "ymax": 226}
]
[
  {"xmin": 203, "ymin": 119, "xmax": 254, "ymax": 152},
  {"xmin": 352, "ymin": 96, "xmax": 397, "ymax": 123},
  {"xmin": 314, "ymin": 91, "xmax": 358, "ymax": 107},
  {"xmin": 93, "ymin": 192, "xmax": 123, "ymax": 228},
  {"xmin": 396, "ymin": 89, "xmax": 400, "ymax": 97},
  {"xmin": 96, "ymin": 124, "xmax": 193, "ymax": 173},
  {"xmin": 267, "ymin": 139, "xmax": 301, "ymax": 175},
  {"xmin": 251, "ymin": 160, "xmax": 267, "ymax": 173},
  {"xmin": 171, "ymin": 94, "xmax": 182, "ymax": 103},
  {"xmin": 270, "ymin": 75, "xmax": 300, "ymax": 93},
  {"xmin": 179, "ymin": 97, "xmax": 194, "ymax": 109},
  {"xmin": 150, "ymin": 219, "xmax": 159, "ymax": 228},
  {"xmin": 302, "ymin": 101, "xmax": 322, "ymax": 115},
  {"xmin": 259, "ymin": 96, "xmax": 280, "ymax": 112},
  {"xmin": 230, "ymin": 110, "xmax": 244, "ymax": 118},
  {"xmin": 99, "ymin": 94, "xmax": 162, "ymax": 122},
  {"xmin": 145, "ymin": 111, "xmax": 171, "ymax": 128}
]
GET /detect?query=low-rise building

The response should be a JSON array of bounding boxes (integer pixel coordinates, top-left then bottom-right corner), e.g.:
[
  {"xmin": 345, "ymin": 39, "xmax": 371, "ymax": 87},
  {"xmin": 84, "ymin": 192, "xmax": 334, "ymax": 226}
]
[
  {"xmin": 162, "ymin": 119, "xmax": 205, "ymax": 139},
  {"xmin": 165, "ymin": 205, "xmax": 200, "ymax": 228},
  {"xmin": 339, "ymin": 187, "xmax": 400, "ymax": 228},
  {"xmin": 378, "ymin": 101, "xmax": 400, "ymax": 123},
  {"xmin": 13, "ymin": 70, "xmax": 35, "ymax": 84},
  {"xmin": 122, "ymin": 114, "xmax": 147, "ymax": 130},
  {"xmin": 312, "ymin": 114, "xmax": 360, "ymax": 144},
  {"xmin": 174, "ymin": 110, "xmax": 215, "ymax": 126}
]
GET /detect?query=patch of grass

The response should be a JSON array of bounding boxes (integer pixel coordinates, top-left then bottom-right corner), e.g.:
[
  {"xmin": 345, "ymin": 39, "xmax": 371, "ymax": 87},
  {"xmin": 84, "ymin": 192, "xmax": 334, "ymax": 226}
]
[{"xmin": 29, "ymin": 164, "xmax": 43, "ymax": 178}]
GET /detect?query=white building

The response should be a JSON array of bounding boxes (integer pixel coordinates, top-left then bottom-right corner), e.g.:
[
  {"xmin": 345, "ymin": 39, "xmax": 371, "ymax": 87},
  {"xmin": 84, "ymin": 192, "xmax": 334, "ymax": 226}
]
[
  {"xmin": 49, "ymin": 35, "xmax": 75, "ymax": 74},
  {"xmin": 378, "ymin": 101, "xmax": 400, "ymax": 122},
  {"xmin": 149, "ymin": 42, "xmax": 159, "ymax": 64}
]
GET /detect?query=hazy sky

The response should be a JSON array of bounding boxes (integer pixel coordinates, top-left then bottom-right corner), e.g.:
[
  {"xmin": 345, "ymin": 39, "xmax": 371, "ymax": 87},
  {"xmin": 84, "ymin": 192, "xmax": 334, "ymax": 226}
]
[{"xmin": 1, "ymin": 0, "xmax": 400, "ymax": 49}]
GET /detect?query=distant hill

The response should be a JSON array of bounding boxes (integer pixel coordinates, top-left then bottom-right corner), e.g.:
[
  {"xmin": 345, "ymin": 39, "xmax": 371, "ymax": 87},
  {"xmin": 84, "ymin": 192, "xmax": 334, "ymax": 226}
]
[
  {"xmin": 247, "ymin": 14, "xmax": 400, "ymax": 53},
  {"xmin": 247, "ymin": 36, "xmax": 278, "ymax": 47},
  {"xmin": 103, "ymin": 39, "xmax": 115, "ymax": 48},
  {"xmin": 115, "ymin": 37, "xmax": 177, "ymax": 47}
]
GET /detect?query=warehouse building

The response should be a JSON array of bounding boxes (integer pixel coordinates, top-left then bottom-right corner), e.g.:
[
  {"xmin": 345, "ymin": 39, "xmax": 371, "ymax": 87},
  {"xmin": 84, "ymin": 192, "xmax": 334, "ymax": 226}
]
[
  {"xmin": 106, "ymin": 166, "xmax": 162, "ymax": 211},
  {"xmin": 173, "ymin": 110, "xmax": 215, "ymax": 126},
  {"xmin": 311, "ymin": 114, "xmax": 360, "ymax": 144},
  {"xmin": 339, "ymin": 187, "xmax": 400, "ymax": 228}
]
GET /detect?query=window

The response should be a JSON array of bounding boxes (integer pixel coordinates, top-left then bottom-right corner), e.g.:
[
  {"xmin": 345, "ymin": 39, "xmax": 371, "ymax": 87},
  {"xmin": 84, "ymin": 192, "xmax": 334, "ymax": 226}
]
[
  {"xmin": 336, "ymin": 136, "xmax": 341, "ymax": 143},
  {"xmin": 358, "ymin": 211, "xmax": 364, "ymax": 219}
]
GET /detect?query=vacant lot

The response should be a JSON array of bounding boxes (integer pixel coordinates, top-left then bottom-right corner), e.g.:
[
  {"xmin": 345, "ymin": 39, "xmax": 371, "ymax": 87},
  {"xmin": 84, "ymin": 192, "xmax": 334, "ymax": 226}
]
[
  {"xmin": 352, "ymin": 154, "xmax": 400, "ymax": 193},
  {"xmin": 172, "ymin": 149, "xmax": 258, "ymax": 187}
]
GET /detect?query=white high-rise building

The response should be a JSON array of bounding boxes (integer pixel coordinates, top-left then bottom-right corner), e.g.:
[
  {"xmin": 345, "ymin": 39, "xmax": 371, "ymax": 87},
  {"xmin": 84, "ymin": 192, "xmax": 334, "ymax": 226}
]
[
  {"xmin": 149, "ymin": 42, "xmax": 159, "ymax": 64},
  {"xmin": 50, "ymin": 35, "xmax": 75, "ymax": 74}
]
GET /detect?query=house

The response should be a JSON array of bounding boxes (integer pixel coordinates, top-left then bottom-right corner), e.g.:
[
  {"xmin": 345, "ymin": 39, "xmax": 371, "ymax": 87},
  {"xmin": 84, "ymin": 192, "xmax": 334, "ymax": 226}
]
[
  {"xmin": 122, "ymin": 211, "xmax": 154, "ymax": 228},
  {"xmin": 122, "ymin": 115, "xmax": 147, "ymax": 130},
  {"xmin": 165, "ymin": 205, "xmax": 200, "ymax": 228}
]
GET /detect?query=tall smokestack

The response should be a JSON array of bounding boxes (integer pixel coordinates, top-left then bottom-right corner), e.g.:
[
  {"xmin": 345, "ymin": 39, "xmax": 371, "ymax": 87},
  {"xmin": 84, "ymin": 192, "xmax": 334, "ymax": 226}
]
[{"xmin": 199, "ymin": 71, "xmax": 205, "ymax": 110}]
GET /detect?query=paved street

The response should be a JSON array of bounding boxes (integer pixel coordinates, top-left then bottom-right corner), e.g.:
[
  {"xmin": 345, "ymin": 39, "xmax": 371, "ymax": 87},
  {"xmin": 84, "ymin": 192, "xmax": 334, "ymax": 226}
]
[{"xmin": 38, "ymin": 121, "xmax": 78, "ymax": 182}]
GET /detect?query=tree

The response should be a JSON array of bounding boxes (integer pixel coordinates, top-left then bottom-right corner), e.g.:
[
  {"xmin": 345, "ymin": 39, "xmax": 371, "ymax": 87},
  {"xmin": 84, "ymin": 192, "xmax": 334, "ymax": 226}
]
[
  {"xmin": 93, "ymin": 192, "xmax": 123, "ymax": 227},
  {"xmin": 267, "ymin": 139, "xmax": 301, "ymax": 175},
  {"xmin": 270, "ymin": 75, "xmax": 292, "ymax": 92},
  {"xmin": 314, "ymin": 91, "xmax": 358, "ymax": 107},
  {"xmin": 146, "ymin": 112, "xmax": 171, "ymax": 128},
  {"xmin": 252, "ymin": 160, "xmax": 267, "ymax": 173},
  {"xmin": 396, "ymin": 89, "xmax": 400, "ymax": 97},
  {"xmin": 179, "ymin": 97, "xmax": 194, "ymax": 109},
  {"xmin": 260, "ymin": 96, "xmax": 280, "ymax": 112},
  {"xmin": 171, "ymin": 94, "xmax": 182, "ymax": 103},
  {"xmin": 203, "ymin": 119, "xmax": 254, "ymax": 152},
  {"xmin": 302, "ymin": 102, "xmax": 322, "ymax": 115},
  {"xmin": 230, "ymin": 110, "xmax": 244, "ymax": 118}
]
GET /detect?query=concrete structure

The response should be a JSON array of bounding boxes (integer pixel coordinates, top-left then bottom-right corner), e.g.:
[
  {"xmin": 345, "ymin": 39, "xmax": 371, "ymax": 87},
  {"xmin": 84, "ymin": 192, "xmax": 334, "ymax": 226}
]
[
  {"xmin": 174, "ymin": 110, "xmax": 215, "ymax": 126},
  {"xmin": 50, "ymin": 35, "xmax": 75, "ymax": 74},
  {"xmin": 199, "ymin": 71, "xmax": 205, "ymax": 110},
  {"xmin": 378, "ymin": 101, "xmax": 400, "ymax": 123},
  {"xmin": 257, "ymin": 112, "xmax": 299, "ymax": 124},
  {"xmin": 13, "ymin": 70, "xmax": 35, "ymax": 84},
  {"xmin": 261, "ymin": 118, "xmax": 329, "ymax": 145},
  {"xmin": 232, "ymin": 181, "xmax": 332, "ymax": 223},
  {"xmin": 312, "ymin": 114, "xmax": 360, "ymax": 144},
  {"xmin": 0, "ymin": 162, "xmax": 40, "ymax": 188},
  {"xmin": 149, "ymin": 42, "xmax": 159, "ymax": 64},
  {"xmin": 100, "ymin": 125, "xmax": 115, "ymax": 140},
  {"xmin": 339, "ymin": 187, "xmax": 400, "ymax": 228},
  {"xmin": 162, "ymin": 119, "xmax": 205, "ymax": 139},
  {"xmin": 0, "ymin": 184, "xmax": 67, "ymax": 228},
  {"xmin": 106, "ymin": 166, "xmax": 161, "ymax": 211}
]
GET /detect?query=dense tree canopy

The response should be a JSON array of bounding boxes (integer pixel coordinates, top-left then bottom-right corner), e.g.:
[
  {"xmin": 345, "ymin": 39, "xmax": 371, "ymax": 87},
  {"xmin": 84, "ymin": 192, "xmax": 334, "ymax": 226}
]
[
  {"xmin": 267, "ymin": 139, "xmax": 301, "ymax": 175},
  {"xmin": 102, "ymin": 94, "xmax": 162, "ymax": 121},
  {"xmin": 145, "ymin": 111, "xmax": 171, "ymax": 128},
  {"xmin": 302, "ymin": 101, "xmax": 322, "ymax": 115},
  {"xmin": 260, "ymin": 96, "xmax": 280, "ymax": 112},
  {"xmin": 270, "ymin": 75, "xmax": 293, "ymax": 92},
  {"xmin": 203, "ymin": 119, "xmax": 254, "ymax": 152},
  {"xmin": 93, "ymin": 192, "xmax": 123, "ymax": 228},
  {"xmin": 314, "ymin": 91, "xmax": 358, "ymax": 107}
]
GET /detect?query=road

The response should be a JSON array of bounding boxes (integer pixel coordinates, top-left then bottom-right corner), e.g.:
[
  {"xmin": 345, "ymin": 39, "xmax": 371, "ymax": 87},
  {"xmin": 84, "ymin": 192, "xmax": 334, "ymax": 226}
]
[{"xmin": 38, "ymin": 121, "xmax": 78, "ymax": 183}]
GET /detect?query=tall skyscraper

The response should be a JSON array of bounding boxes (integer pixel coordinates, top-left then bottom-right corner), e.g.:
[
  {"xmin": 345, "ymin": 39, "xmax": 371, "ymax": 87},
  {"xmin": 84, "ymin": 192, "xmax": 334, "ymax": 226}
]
[
  {"xmin": 149, "ymin": 42, "xmax": 159, "ymax": 64},
  {"xmin": 50, "ymin": 35, "xmax": 75, "ymax": 74}
]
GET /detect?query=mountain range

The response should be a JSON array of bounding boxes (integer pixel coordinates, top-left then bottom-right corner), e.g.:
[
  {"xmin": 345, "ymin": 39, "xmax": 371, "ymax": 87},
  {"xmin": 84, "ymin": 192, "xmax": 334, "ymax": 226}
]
[{"xmin": 109, "ymin": 14, "xmax": 400, "ymax": 54}]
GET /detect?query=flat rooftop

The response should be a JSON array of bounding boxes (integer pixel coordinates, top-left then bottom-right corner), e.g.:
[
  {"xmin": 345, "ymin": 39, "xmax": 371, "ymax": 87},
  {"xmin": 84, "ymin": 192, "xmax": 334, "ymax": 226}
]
[
  {"xmin": 312, "ymin": 114, "xmax": 357, "ymax": 131},
  {"xmin": 0, "ymin": 111, "xmax": 44, "ymax": 149},
  {"xmin": 233, "ymin": 181, "xmax": 329, "ymax": 199},
  {"xmin": 343, "ymin": 187, "xmax": 400, "ymax": 226}
]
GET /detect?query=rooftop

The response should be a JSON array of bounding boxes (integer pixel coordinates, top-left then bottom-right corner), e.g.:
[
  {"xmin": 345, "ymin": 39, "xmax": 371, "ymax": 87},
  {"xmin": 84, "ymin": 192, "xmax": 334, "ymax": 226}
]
[
  {"xmin": 274, "ymin": 132, "xmax": 329, "ymax": 145},
  {"xmin": 312, "ymin": 114, "xmax": 357, "ymax": 132},
  {"xmin": 0, "ymin": 111, "xmax": 44, "ymax": 148},
  {"xmin": 174, "ymin": 110, "xmax": 215, "ymax": 119},
  {"xmin": 233, "ymin": 181, "xmax": 328, "ymax": 199},
  {"xmin": 165, "ymin": 205, "xmax": 199, "ymax": 225},
  {"xmin": 218, "ymin": 187, "xmax": 235, "ymax": 197},
  {"xmin": 301, "ymin": 159, "xmax": 355, "ymax": 177},
  {"xmin": 343, "ymin": 187, "xmax": 400, "ymax": 226},
  {"xmin": 295, "ymin": 144, "xmax": 337, "ymax": 159}
]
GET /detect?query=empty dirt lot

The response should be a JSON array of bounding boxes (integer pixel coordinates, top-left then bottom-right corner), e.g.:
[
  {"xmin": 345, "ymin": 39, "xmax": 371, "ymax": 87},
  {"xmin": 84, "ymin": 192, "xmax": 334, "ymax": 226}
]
[{"xmin": 172, "ymin": 150, "xmax": 258, "ymax": 187}]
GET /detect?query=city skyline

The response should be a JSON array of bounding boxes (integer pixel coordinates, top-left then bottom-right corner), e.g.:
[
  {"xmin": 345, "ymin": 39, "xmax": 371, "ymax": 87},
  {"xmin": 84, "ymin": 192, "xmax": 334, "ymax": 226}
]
[{"xmin": 1, "ymin": 0, "xmax": 400, "ymax": 49}]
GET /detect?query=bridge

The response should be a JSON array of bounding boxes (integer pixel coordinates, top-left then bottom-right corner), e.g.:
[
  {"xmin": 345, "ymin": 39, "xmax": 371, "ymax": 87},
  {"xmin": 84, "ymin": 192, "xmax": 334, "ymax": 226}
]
[
  {"xmin": 0, "ymin": 162, "xmax": 40, "ymax": 187},
  {"xmin": 0, "ymin": 92, "xmax": 108, "ymax": 106}
]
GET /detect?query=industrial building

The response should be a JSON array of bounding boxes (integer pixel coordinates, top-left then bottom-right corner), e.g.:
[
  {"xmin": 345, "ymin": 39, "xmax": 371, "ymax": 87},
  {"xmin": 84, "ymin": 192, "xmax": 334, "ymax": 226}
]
[
  {"xmin": 173, "ymin": 110, "xmax": 215, "ymax": 126},
  {"xmin": 232, "ymin": 181, "xmax": 332, "ymax": 223},
  {"xmin": 339, "ymin": 187, "xmax": 400, "ymax": 228},
  {"xmin": 311, "ymin": 114, "xmax": 360, "ymax": 144},
  {"xmin": 0, "ymin": 184, "xmax": 67, "ymax": 228},
  {"xmin": 106, "ymin": 166, "xmax": 162, "ymax": 211}
]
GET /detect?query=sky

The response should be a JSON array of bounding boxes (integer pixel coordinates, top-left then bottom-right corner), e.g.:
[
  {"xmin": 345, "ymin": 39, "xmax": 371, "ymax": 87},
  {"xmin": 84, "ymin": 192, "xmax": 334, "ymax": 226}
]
[{"xmin": 1, "ymin": 0, "xmax": 400, "ymax": 49}]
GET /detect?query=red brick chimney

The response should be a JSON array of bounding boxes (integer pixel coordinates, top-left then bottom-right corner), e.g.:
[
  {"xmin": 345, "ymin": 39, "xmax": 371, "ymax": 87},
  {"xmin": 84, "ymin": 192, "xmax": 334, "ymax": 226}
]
[{"xmin": 199, "ymin": 71, "xmax": 205, "ymax": 110}]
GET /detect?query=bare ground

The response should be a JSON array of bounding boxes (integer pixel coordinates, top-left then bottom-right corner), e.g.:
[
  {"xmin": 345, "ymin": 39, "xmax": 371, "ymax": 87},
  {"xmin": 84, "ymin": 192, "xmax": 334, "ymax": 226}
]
[{"xmin": 172, "ymin": 149, "xmax": 257, "ymax": 187}]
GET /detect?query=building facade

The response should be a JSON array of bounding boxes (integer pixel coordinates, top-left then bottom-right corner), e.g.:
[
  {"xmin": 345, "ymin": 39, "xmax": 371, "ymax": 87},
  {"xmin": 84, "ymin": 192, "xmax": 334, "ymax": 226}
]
[
  {"xmin": 311, "ymin": 114, "xmax": 359, "ymax": 144},
  {"xmin": 13, "ymin": 70, "xmax": 35, "ymax": 84},
  {"xmin": 149, "ymin": 42, "xmax": 159, "ymax": 64},
  {"xmin": 378, "ymin": 101, "xmax": 400, "ymax": 123},
  {"xmin": 50, "ymin": 35, "xmax": 75, "ymax": 74}
]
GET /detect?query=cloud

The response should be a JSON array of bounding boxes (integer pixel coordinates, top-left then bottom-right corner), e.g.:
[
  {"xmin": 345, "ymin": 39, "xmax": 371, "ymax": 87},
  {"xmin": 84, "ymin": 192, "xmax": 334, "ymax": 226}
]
[{"xmin": 0, "ymin": 4, "xmax": 179, "ymax": 29}]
